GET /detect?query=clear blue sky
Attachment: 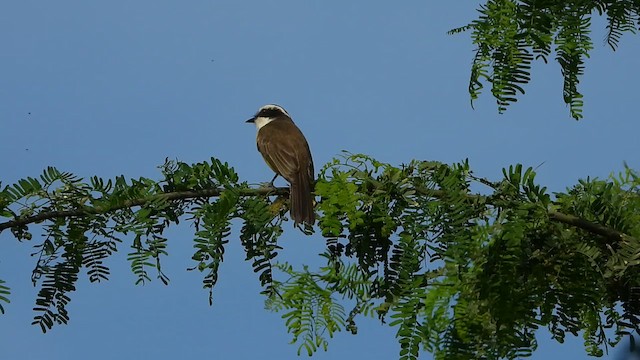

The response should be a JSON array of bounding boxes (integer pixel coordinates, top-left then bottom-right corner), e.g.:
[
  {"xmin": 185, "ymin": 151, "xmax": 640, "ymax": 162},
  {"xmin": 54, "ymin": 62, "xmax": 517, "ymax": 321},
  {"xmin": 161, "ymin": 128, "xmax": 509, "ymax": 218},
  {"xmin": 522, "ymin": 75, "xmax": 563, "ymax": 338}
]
[{"xmin": 1, "ymin": 1, "xmax": 640, "ymax": 359}]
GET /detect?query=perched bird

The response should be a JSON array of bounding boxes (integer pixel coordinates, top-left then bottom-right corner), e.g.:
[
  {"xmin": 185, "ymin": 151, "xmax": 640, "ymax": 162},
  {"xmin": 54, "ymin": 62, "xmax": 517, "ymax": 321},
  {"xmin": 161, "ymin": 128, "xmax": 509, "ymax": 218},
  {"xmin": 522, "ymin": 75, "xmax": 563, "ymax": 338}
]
[{"xmin": 246, "ymin": 104, "xmax": 315, "ymax": 226}]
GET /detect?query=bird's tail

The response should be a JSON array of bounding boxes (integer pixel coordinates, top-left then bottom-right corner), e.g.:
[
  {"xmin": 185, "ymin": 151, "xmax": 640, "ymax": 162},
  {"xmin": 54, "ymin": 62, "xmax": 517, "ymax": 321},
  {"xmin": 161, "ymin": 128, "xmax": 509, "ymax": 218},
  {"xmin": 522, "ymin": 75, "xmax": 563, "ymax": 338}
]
[{"xmin": 290, "ymin": 173, "xmax": 315, "ymax": 226}]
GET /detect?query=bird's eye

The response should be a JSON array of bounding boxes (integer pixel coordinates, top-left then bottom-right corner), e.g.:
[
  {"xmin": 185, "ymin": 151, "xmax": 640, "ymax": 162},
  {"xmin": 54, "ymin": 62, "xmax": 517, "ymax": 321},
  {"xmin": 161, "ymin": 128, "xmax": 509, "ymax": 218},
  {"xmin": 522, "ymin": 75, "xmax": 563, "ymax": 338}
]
[{"xmin": 258, "ymin": 109, "xmax": 279, "ymax": 118}]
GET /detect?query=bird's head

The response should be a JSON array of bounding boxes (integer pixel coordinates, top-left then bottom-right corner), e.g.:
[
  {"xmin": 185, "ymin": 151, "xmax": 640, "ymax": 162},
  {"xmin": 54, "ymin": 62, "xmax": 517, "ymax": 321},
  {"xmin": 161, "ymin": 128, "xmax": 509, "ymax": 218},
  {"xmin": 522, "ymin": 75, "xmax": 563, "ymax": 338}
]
[{"xmin": 246, "ymin": 104, "xmax": 291, "ymax": 130}]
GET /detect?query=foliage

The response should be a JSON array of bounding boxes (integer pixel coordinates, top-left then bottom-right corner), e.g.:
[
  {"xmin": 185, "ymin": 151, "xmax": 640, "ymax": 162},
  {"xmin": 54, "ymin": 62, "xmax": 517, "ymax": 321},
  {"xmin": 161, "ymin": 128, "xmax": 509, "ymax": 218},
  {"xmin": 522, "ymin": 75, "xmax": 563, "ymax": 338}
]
[
  {"xmin": 1, "ymin": 154, "xmax": 640, "ymax": 359},
  {"xmin": 0, "ymin": 159, "xmax": 281, "ymax": 331},
  {"xmin": 451, "ymin": 0, "xmax": 640, "ymax": 119}
]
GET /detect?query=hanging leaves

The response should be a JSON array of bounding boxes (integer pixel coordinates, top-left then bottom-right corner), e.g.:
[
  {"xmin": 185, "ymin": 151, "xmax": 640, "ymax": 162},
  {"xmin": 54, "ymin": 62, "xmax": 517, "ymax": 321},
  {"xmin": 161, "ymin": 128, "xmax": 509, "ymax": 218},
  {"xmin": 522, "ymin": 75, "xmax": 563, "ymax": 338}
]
[{"xmin": 450, "ymin": 0, "xmax": 640, "ymax": 119}]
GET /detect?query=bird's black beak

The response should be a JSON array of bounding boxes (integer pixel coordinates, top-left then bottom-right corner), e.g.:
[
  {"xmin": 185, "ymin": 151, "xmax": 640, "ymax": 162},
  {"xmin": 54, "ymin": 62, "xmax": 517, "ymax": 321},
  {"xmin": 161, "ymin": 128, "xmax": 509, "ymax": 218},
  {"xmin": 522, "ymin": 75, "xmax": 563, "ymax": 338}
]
[{"xmin": 246, "ymin": 117, "xmax": 255, "ymax": 123}]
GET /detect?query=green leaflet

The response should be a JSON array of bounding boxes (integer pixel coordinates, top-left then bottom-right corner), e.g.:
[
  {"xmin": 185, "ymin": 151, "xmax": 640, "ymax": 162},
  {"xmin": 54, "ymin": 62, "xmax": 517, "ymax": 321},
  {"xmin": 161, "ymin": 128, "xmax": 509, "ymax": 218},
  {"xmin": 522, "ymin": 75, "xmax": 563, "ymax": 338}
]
[{"xmin": 0, "ymin": 279, "xmax": 10, "ymax": 314}]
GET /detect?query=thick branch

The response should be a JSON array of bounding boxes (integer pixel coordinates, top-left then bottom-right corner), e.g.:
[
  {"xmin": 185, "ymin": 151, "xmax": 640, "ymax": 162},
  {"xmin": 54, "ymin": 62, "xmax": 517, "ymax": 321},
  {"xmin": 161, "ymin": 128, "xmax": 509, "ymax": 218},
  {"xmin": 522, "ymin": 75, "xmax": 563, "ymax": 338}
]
[
  {"xmin": 548, "ymin": 210, "xmax": 628, "ymax": 242},
  {"xmin": 0, "ymin": 187, "xmax": 289, "ymax": 233}
]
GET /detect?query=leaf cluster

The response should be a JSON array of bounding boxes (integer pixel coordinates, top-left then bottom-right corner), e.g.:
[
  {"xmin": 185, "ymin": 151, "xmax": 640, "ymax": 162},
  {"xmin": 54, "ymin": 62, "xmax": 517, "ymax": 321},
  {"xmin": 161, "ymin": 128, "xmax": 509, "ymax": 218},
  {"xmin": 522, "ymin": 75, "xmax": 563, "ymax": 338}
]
[
  {"xmin": 451, "ymin": 0, "xmax": 640, "ymax": 119},
  {"xmin": 0, "ymin": 159, "xmax": 284, "ymax": 331},
  {"xmin": 270, "ymin": 154, "xmax": 640, "ymax": 359}
]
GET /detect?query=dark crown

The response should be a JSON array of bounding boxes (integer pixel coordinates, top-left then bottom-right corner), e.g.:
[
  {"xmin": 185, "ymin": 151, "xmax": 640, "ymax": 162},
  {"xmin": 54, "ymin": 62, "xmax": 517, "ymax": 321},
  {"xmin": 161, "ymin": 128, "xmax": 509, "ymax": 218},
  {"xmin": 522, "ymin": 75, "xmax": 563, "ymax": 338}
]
[{"xmin": 256, "ymin": 104, "xmax": 290, "ymax": 119}]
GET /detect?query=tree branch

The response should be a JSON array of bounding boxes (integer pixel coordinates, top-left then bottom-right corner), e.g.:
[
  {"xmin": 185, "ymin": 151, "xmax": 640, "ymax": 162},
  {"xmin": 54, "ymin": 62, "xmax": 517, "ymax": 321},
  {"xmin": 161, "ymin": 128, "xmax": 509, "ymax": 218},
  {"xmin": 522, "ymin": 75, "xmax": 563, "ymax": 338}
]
[
  {"xmin": 413, "ymin": 185, "xmax": 632, "ymax": 243},
  {"xmin": 0, "ymin": 185, "xmax": 633, "ymax": 244},
  {"xmin": 0, "ymin": 187, "xmax": 289, "ymax": 233},
  {"xmin": 548, "ymin": 210, "xmax": 629, "ymax": 242}
]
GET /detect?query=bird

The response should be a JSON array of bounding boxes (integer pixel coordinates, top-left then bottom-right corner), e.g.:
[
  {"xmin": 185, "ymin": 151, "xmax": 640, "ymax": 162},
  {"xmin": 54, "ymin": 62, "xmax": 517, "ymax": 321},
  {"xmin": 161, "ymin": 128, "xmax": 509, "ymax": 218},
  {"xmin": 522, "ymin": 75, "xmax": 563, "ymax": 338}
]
[{"xmin": 246, "ymin": 104, "xmax": 315, "ymax": 226}]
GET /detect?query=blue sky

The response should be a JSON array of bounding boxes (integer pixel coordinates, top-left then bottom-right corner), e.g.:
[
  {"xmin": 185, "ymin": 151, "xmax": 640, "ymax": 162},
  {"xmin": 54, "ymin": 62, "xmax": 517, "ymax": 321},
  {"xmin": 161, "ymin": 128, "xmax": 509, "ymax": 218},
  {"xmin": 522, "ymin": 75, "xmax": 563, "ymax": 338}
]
[{"xmin": 1, "ymin": 1, "xmax": 640, "ymax": 359}]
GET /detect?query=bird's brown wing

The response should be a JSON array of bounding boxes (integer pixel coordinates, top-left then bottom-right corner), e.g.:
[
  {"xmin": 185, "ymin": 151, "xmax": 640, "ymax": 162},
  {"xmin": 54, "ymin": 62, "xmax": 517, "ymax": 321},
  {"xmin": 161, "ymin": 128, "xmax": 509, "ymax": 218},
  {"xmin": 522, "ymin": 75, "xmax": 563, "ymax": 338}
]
[
  {"xmin": 256, "ymin": 121, "xmax": 313, "ymax": 184},
  {"xmin": 256, "ymin": 120, "xmax": 315, "ymax": 225}
]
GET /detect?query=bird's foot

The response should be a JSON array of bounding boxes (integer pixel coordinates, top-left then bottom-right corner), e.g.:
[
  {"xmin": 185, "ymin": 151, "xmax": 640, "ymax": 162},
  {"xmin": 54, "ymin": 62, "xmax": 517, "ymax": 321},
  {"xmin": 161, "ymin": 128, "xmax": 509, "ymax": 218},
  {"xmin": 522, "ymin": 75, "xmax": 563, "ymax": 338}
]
[{"xmin": 258, "ymin": 181, "xmax": 277, "ymax": 189}]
